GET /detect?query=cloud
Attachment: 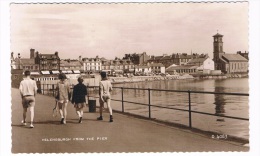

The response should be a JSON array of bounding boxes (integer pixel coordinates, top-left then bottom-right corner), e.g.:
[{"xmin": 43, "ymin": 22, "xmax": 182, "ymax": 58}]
[{"xmin": 11, "ymin": 2, "xmax": 248, "ymax": 60}]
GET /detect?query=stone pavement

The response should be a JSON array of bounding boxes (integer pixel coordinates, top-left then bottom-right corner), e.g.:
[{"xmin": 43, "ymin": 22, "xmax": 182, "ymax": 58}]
[{"xmin": 11, "ymin": 88, "xmax": 249, "ymax": 153}]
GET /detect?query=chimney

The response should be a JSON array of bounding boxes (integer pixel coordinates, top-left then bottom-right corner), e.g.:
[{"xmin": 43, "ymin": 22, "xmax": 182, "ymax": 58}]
[
  {"xmin": 30, "ymin": 48, "xmax": 35, "ymax": 59},
  {"xmin": 55, "ymin": 51, "xmax": 58, "ymax": 56},
  {"xmin": 79, "ymin": 56, "xmax": 82, "ymax": 61}
]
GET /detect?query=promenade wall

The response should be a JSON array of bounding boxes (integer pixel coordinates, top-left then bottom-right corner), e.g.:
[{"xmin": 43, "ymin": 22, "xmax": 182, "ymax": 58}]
[{"xmin": 110, "ymin": 75, "xmax": 194, "ymax": 84}]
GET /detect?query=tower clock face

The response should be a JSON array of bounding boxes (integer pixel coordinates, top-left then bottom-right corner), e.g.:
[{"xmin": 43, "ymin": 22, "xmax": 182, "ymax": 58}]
[{"xmin": 215, "ymin": 38, "xmax": 218, "ymax": 41}]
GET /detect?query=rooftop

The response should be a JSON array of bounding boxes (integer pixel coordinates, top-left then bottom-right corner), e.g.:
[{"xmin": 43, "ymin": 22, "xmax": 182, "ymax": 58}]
[
  {"xmin": 222, "ymin": 54, "xmax": 248, "ymax": 61},
  {"xmin": 187, "ymin": 57, "xmax": 208, "ymax": 64},
  {"xmin": 149, "ymin": 63, "xmax": 165, "ymax": 67},
  {"xmin": 19, "ymin": 58, "xmax": 35, "ymax": 65},
  {"xmin": 60, "ymin": 60, "xmax": 82, "ymax": 67},
  {"xmin": 213, "ymin": 33, "xmax": 223, "ymax": 37},
  {"xmin": 166, "ymin": 65, "xmax": 198, "ymax": 71}
]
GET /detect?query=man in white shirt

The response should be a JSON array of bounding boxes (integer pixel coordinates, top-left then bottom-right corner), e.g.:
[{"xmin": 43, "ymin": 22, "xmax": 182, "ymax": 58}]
[{"xmin": 19, "ymin": 70, "xmax": 38, "ymax": 128}]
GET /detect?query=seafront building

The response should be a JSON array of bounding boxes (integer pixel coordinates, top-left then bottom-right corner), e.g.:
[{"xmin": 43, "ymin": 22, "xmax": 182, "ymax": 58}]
[
  {"xmin": 123, "ymin": 52, "xmax": 150, "ymax": 65},
  {"xmin": 11, "ymin": 52, "xmax": 39, "ymax": 73},
  {"xmin": 34, "ymin": 50, "xmax": 61, "ymax": 73},
  {"xmin": 11, "ymin": 49, "xmax": 62, "ymax": 87},
  {"xmin": 134, "ymin": 65, "xmax": 151, "ymax": 75},
  {"xmin": 149, "ymin": 63, "xmax": 166, "ymax": 74},
  {"xmin": 165, "ymin": 33, "xmax": 249, "ymax": 75},
  {"xmin": 166, "ymin": 56, "xmax": 215, "ymax": 75},
  {"xmin": 10, "ymin": 33, "xmax": 249, "ymax": 85},
  {"xmin": 147, "ymin": 53, "xmax": 208, "ymax": 68},
  {"xmin": 101, "ymin": 57, "xmax": 135, "ymax": 76},
  {"xmin": 237, "ymin": 51, "xmax": 249, "ymax": 60},
  {"xmin": 11, "ymin": 50, "xmax": 39, "ymax": 73},
  {"xmin": 212, "ymin": 33, "xmax": 248, "ymax": 74},
  {"xmin": 60, "ymin": 59, "xmax": 83, "ymax": 73},
  {"xmin": 11, "ymin": 49, "xmax": 61, "ymax": 75},
  {"xmin": 82, "ymin": 56, "xmax": 102, "ymax": 73}
]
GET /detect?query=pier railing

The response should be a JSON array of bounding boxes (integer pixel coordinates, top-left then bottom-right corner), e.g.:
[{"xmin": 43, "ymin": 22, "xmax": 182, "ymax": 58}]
[
  {"xmin": 112, "ymin": 87, "xmax": 249, "ymax": 128},
  {"xmin": 38, "ymin": 84, "xmax": 249, "ymax": 129}
]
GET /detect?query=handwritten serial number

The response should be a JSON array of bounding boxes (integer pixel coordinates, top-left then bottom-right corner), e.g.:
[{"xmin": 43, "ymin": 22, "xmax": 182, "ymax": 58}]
[{"xmin": 211, "ymin": 134, "xmax": 228, "ymax": 139}]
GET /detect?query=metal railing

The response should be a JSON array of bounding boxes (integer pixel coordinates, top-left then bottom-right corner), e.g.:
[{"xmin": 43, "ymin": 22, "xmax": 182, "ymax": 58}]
[
  {"xmin": 112, "ymin": 87, "xmax": 249, "ymax": 128},
  {"xmin": 37, "ymin": 84, "xmax": 98, "ymax": 95},
  {"xmin": 38, "ymin": 84, "xmax": 249, "ymax": 129}
]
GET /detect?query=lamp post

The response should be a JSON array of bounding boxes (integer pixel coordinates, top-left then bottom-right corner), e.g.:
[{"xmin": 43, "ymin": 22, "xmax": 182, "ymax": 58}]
[{"xmin": 18, "ymin": 53, "xmax": 21, "ymax": 70}]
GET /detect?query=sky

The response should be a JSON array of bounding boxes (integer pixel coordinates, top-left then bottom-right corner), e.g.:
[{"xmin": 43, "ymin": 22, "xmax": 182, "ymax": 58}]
[{"xmin": 10, "ymin": 2, "xmax": 249, "ymax": 60}]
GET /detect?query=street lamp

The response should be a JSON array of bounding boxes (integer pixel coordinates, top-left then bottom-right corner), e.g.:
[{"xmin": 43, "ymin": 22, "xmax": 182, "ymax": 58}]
[{"xmin": 18, "ymin": 53, "xmax": 21, "ymax": 70}]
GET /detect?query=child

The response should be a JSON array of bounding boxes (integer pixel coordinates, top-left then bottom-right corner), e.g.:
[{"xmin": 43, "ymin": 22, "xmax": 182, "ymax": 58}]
[
  {"xmin": 71, "ymin": 77, "xmax": 87, "ymax": 123},
  {"xmin": 97, "ymin": 72, "xmax": 113, "ymax": 122},
  {"xmin": 56, "ymin": 73, "xmax": 71, "ymax": 124}
]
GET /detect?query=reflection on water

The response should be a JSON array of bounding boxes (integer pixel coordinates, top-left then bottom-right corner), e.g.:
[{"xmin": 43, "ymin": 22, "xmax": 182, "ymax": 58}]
[
  {"xmin": 111, "ymin": 78, "xmax": 249, "ymax": 139},
  {"xmin": 214, "ymin": 87, "xmax": 226, "ymax": 123},
  {"xmin": 214, "ymin": 87, "xmax": 226, "ymax": 116}
]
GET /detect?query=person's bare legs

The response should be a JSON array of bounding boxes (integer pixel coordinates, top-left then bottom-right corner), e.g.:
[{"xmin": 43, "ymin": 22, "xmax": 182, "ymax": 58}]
[
  {"xmin": 80, "ymin": 108, "xmax": 84, "ymax": 117},
  {"xmin": 76, "ymin": 106, "xmax": 83, "ymax": 123},
  {"xmin": 76, "ymin": 107, "xmax": 81, "ymax": 117},
  {"xmin": 106, "ymin": 99, "xmax": 112, "ymax": 115},
  {"xmin": 22, "ymin": 108, "xmax": 27, "ymax": 125},
  {"xmin": 63, "ymin": 102, "xmax": 68, "ymax": 124},
  {"xmin": 99, "ymin": 102, "xmax": 104, "ymax": 116},
  {"xmin": 58, "ymin": 102, "xmax": 64, "ymax": 124},
  {"xmin": 76, "ymin": 107, "xmax": 84, "ymax": 117},
  {"xmin": 97, "ymin": 101, "xmax": 104, "ymax": 120},
  {"xmin": 58, "ymin": 102, "xmax": 64, "ymax": 117},
  {"xmin": 107, "ymin": 99, "xmax": 113, "ymax": 122},
  {"xmin": 106, "ymin": 99, "xmax": 113, "ymax": 122},
  {"xmin": 29, "ymin": 106, "xmax": 34, "ymax": 128}
]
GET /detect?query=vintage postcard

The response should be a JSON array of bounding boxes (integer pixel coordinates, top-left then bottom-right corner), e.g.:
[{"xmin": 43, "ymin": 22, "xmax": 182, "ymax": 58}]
[{"xmin": 3, "ymin": 0, "xmax": 259, "ymax": 155}]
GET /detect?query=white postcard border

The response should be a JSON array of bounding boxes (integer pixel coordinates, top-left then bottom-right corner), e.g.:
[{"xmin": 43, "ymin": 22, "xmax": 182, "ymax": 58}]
[{"xmin": 1, "ymin": 0, "xmax": 260, "ymax": 156}]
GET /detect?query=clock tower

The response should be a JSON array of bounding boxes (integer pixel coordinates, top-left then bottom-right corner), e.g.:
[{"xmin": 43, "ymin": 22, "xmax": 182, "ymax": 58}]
[{"xmin": 213, "ymin": 33, "xmax": 225, "ymax": 70}]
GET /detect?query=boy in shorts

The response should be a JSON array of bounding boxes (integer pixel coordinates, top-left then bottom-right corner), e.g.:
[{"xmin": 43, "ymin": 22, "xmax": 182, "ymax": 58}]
[{"xmin": 19, "ymin": 70, "xmax": 38, "ymax": 128}]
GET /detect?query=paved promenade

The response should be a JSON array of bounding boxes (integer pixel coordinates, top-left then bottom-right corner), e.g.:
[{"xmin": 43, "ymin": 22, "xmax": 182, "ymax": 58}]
[{"xmin": 11, "ymin": 88, "xmax": 248, "ymax": 153}]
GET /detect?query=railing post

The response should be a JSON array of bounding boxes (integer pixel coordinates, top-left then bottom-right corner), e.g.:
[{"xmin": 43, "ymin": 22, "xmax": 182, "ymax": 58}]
[
  {"xmin": 148, "ymin": 88, "xmax": 151, "ymax": 119},
  {"xmin": 43, "ymin": 84, "xmax": 45, "ymax": 95},
  {"xmin": 52, "ymin": 84, "xmax": 55, "ymax": 97},
  {"xmin": 121, "ymin": 87, "xmax": 124, "ymax": 113},
  {"xmin": 188, "ymin": 90, "xmax": 192, "ymax": 128}
]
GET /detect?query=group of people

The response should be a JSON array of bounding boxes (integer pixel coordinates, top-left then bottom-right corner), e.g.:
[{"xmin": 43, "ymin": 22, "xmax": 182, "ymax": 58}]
[{"xmin": 19, "ymin": 70, "xmax": 113, "ymax": 128}]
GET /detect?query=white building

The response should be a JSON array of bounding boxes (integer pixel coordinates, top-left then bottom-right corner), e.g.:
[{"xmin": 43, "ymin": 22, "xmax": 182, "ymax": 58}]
[
  {"xmin": 82, "ymin": 56, "xmax": 102, "ymax": 73},
  {"xmin": 149, "ymin": 63, "xmax": 165, "ymax": 74},
  {"xmin": 134, "ymin": 65, "xmax": 151, "ymax": 74},
  {"xmin": 187, "ymin": 57, "xmax": 214, "ymax": 74},
  {"xmin": 166, "ymin": 57, "xmax": 214, "ymax": 75}
]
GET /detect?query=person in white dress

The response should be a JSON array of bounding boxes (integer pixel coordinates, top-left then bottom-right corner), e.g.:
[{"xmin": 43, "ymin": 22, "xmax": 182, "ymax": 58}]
[
  {"xmin": 97, "ymin": 72, "xmax": 113, "ymax": 122},
  {"xmin": 56, "ymin": 73, "xmax": 71, "ymax": 124}
]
